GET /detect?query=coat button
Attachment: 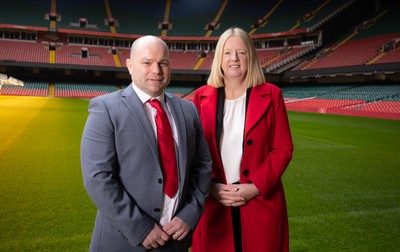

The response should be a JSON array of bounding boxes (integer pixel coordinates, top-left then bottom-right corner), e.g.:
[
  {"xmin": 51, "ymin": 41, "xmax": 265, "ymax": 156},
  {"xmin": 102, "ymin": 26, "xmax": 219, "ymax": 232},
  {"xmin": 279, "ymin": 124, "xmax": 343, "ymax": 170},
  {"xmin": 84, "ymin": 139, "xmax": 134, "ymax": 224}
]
[
  {"xmin": 246, "ymin": 139, "xmax": 253, "ymax": 145},
  {"xmin": 242, "ymin": 169, "xmax": 249, "ymax": 176},
  {"xmin": 154, "ymin": 208, "xmax": 161, "ymax": 212},
  {"xmin": 158, "ymin": 178, "xmax": 163, "ymax": 184}
]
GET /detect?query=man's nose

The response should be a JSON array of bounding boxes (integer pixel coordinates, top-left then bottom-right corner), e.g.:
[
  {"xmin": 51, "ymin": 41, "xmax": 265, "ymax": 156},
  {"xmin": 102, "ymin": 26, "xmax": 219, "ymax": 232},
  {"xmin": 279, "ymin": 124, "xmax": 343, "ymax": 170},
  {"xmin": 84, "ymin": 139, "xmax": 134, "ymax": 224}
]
[{"xmin": 151, "ymin": 63, "xmax": 162, "ymax": 73}]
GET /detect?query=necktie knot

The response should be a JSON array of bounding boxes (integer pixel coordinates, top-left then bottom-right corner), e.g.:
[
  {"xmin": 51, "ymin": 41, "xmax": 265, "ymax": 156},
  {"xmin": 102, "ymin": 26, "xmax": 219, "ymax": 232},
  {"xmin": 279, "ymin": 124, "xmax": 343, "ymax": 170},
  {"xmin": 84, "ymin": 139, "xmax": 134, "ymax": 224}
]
[{"xmin": 148, "ymin": 99, "xmax": 162, "ymax": 111}]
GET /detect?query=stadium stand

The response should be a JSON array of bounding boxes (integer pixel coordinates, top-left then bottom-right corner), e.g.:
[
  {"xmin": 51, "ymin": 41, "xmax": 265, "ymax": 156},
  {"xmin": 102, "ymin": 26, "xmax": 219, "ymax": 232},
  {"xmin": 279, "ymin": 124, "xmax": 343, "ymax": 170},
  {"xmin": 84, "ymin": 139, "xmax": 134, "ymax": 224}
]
[
  {"xmin": 301, "ymin": 33, "xmax": 400, "ymax": 70},
  {"xmin": 170, "ymin": 51, "xmax": 199, "ymax": 70},
  {"xmin": 109, "ymin": 1, "xmax": 166, "ymax": 35},
  {"xmin": 54, "ymin": 83, "xmax": 116, "ymax": 98},
  {"xmin": 373, "ymin": 47, "xmax": 400, "ymax": 64},
  {"xmin": 0, "ymin": 0, "xmax": 399, "ymax": 120},
  {"xmin": 166, "ymin": 86, "xmax": 197, "ymax": 98},
  {"xmin": 196, "ymin": 51, "xmax": 215, "ymax": 71},
  {"xmin": 117, "ymin": 48, "xmax": 131, "ymax": 68},
  {"xmin": 0, "ymin": 40, "xmax": 48, "ymax": 63},
  {"xmin": 0, "ymin": 0, "xmax": 49, "ymax": 27},
  {"xmin": 282, "ymin": 84, "xmax": 353, "ymax": 99},
  {"xmin": 55, "ymin": 0, "xmax": 110, "ymax": 32},
  {"xmin": 166, "ymin": 0, "xmax": 222, "ymax": 37},
  {"xmin": 0, "ymin": 81, "xmax": 48, "ymax": 96},
  {"xmin": 283, "ymin": 83, "xmax": 400, "ymax": 119},
  {"xmin": 295, "ymin": 1, "xmax": 400, "ymax": 71},
  {"xmin": 55, "ymin": 45, "xmax": 116, "ymax": 67}
]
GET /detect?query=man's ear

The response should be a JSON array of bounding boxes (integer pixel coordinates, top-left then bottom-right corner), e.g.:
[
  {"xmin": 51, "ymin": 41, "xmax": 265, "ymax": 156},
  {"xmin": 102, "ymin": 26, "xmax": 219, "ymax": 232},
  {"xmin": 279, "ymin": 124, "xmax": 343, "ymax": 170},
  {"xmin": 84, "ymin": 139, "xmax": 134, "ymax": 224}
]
[{"xmin": 126, "ymin": 59, "xmax": 132, "ymax": 74}]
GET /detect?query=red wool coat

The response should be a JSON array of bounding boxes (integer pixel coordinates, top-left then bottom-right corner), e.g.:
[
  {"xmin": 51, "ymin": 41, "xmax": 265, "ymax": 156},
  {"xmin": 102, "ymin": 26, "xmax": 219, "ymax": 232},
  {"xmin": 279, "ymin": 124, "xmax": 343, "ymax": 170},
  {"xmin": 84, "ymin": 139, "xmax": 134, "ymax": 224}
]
[{"xmin": 191, "ymin": 83, "xmax": 294, "ymax": 252}]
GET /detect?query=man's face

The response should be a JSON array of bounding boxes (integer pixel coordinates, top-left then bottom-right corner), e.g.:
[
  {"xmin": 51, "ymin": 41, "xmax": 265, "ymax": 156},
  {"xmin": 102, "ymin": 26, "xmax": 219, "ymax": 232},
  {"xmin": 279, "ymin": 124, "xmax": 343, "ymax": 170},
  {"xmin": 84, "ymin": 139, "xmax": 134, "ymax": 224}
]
[{"xmin": 126, "ymin": 41, "xmax": 171, "ymax": 97}]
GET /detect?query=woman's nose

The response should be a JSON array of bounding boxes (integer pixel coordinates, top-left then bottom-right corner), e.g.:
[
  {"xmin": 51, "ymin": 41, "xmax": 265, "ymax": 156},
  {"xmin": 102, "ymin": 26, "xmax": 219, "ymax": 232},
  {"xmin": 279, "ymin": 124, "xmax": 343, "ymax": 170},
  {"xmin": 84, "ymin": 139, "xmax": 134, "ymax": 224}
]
[{"xmin": 231, "ymin": 52, "xmax": 239, "ymax": 60}]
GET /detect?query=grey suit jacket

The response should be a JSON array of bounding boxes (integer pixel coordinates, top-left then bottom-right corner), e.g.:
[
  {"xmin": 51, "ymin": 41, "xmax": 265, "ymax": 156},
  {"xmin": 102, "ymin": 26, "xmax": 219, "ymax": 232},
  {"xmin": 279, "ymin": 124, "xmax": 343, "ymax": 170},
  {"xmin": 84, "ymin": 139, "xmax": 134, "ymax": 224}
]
[{"xmin": 81, "ymin": 85, "xmax": 212, "ymax": 252}]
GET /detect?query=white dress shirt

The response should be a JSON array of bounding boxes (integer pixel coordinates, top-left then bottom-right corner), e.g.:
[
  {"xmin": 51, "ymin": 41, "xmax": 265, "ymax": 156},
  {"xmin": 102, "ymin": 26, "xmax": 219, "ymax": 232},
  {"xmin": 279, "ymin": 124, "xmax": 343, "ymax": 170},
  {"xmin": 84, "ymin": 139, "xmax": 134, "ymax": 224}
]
[
  {"xmin": 132, "ymin": 84, "xmax": 180, "ymax": 226},
  {"xmin": 220, "ymin": 93, "xmax": 246, "ymax": 184}
]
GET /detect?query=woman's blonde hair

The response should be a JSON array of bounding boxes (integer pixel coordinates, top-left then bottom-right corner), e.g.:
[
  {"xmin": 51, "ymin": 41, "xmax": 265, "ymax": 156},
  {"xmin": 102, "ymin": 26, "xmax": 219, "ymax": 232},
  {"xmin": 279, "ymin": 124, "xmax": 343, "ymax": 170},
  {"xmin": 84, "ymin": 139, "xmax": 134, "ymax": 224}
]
[{"xmin": 207, "ymin": 27, "xmax": 265, "ymax": 88}]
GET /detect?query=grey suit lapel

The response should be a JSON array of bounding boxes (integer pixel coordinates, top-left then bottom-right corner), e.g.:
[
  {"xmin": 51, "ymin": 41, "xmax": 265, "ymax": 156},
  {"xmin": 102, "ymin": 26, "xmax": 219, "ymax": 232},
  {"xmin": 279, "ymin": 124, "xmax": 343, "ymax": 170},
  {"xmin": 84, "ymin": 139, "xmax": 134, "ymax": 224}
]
[
  {"xmin": 121, "ymin": 85, "xmax": 158, "ymax": 154},
  {"xmin": 165, "ymin": 93, "xmax": 187, "ymax": 188}
]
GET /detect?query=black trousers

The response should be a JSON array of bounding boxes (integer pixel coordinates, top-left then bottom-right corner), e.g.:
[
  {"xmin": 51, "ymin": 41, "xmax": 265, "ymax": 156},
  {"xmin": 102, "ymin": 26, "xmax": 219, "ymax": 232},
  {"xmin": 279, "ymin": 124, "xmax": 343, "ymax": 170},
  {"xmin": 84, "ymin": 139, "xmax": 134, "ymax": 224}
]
[{"xmin": 231, "ymin": 205, "xmax": 242, "ymax": 252}]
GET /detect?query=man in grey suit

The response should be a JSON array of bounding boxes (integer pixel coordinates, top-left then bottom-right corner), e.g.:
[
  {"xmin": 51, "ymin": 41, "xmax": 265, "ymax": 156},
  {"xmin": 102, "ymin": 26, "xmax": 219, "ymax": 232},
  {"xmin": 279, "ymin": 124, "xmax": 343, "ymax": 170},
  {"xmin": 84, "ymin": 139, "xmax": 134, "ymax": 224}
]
[{"xmin": 81, "ymin": 35, "xmax": 212, "ymax": 251}]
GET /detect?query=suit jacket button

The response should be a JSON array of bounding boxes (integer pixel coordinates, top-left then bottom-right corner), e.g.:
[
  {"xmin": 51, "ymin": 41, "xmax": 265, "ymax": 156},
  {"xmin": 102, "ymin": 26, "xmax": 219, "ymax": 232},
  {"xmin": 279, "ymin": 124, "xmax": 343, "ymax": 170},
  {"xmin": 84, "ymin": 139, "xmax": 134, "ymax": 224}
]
[
  {"xmin": 154, "ymin": 208, "xmax": 161, "ymax": 212},
  {"xmin": 242, "ymin": 169, "xmax": 249, "ymax": 176},
  {"xmin": 158, "ymin": 178, "xmax": 163, "ymax": 184},
  {"xmin": 246, "ymin": 139, "xmax": 253, "ymax": 145}
]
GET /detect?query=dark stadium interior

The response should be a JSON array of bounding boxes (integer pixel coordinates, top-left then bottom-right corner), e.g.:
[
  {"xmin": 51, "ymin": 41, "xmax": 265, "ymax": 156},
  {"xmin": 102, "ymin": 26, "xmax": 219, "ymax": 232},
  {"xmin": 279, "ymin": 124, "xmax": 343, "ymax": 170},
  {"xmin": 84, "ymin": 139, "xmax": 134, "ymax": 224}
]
[{"xmin": 1, "ymin": 0, "xmax": 399, "ymax": 119}]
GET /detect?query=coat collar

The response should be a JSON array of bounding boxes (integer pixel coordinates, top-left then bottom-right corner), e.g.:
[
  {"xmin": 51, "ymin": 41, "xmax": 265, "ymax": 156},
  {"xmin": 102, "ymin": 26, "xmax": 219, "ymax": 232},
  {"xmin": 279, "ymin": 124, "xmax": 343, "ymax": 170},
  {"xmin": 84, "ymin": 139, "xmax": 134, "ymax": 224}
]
[
  {"xmin": 197, "ymin": 86, "xmax": 219, "ymax": 140},
  {"xmin": 198, "ymin": 83, "xmax": 272, "ymax": 136},
  {"xmin": 245, "ymin": 83, "xmax": 272, "ymax": 135}
]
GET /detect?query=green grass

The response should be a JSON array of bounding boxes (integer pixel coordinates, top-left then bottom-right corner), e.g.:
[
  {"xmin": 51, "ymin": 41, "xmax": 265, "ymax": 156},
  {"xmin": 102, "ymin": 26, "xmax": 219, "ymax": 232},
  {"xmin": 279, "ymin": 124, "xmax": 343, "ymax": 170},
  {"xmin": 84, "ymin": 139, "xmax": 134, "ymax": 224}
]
[
  {"xmin": 285, "ymin": 112, "xmax": 400, "ymax": 251},
  {"xmin": 0, "ymin": 96, "xmax": 399, "ymax": 251},
  {"xmin": 0, "ymin": 96, "xmax": 94, "ymax": 251}
]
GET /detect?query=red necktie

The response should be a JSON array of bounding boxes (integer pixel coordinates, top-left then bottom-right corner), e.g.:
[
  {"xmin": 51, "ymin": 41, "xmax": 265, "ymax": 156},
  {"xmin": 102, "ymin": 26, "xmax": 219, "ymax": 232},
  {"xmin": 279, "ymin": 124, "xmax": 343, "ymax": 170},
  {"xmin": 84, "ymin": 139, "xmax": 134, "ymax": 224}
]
[{"xmin": 148, "ymin": 99, "xmax": 178, "ymax": 198}]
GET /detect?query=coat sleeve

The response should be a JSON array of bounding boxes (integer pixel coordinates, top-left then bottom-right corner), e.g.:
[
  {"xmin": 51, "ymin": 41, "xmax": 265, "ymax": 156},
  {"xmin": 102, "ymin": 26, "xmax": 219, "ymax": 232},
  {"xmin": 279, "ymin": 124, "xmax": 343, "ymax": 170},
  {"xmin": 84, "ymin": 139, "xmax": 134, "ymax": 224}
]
[{"xmin": 80, "ymin": 97, "xmax": 155, "ymax": 247}]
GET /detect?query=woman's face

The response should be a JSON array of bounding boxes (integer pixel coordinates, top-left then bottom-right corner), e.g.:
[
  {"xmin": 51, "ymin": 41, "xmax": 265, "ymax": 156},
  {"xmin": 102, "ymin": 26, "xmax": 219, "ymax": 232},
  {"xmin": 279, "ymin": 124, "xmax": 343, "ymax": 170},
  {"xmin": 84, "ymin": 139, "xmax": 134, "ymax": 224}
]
[{"xmin": 221, "ymin": 35, "xmax": 248, "ymax": 82}]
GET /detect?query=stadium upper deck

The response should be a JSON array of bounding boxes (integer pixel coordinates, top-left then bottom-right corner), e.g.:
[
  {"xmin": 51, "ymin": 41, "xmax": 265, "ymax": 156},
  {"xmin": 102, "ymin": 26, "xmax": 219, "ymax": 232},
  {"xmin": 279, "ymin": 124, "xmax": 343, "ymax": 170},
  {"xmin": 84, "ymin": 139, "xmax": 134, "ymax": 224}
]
[{"xmin": 0, "ymin": 0, "xmax": 399, "ymax": 83}]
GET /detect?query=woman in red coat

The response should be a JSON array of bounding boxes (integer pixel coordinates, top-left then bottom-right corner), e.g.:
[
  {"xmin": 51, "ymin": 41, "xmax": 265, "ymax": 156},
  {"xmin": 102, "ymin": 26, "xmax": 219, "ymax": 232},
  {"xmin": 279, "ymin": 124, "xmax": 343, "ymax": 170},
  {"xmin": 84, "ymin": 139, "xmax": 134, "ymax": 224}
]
[{"xmin": 191, "ymin": 27, "xmax": 294, "ymax": 252}]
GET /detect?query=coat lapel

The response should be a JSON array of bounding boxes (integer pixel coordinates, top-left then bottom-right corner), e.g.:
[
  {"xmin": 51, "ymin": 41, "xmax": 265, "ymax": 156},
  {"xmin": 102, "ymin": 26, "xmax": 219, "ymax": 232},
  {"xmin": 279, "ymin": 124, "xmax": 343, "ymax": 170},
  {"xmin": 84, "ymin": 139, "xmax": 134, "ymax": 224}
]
[
  {"xmin": 245, "ymin": 84, "xmax": 272, "ymax": 136},
  {"xmin": 197, "ymin": 86, "xmax": 228, "ymax": 182},
  {"xmin": 198, "ymin": 87, "xmax": 218, "ymax": 141}
]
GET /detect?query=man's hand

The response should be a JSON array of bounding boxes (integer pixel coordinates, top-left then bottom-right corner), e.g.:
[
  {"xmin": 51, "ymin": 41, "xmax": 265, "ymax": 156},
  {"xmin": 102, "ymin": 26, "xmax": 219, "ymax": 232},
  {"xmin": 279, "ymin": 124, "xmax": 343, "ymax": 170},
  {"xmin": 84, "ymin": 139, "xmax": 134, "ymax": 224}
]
[
  {"xmin": 162, "ymin": 216, "xmax": 191, "ymax": 241},
  {"xmin": 141, "ymin": 223, "xmax": 170, "ymax": 249}
]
